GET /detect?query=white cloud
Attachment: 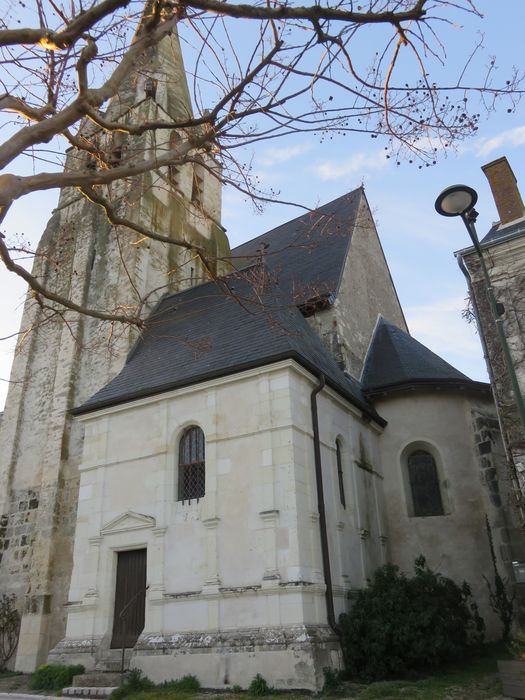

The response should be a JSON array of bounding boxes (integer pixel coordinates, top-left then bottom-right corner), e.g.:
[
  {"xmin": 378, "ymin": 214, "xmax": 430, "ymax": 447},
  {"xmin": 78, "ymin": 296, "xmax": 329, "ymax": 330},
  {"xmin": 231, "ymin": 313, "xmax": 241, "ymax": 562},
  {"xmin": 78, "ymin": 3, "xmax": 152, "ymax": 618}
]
[
  {"xmin": 475, "ymin": 125, "xmax": 525, "ymax": 157},
  {"xmin": 404, "ymin": 296, "xmax": 488, "ymax": 381},
  {"xmin": 258, "ymin": 143, "xmax": 313, "ymax": 167},
  {"xmin": 313, "ymin": 150, "xmax": 387, "ymax": 181}
]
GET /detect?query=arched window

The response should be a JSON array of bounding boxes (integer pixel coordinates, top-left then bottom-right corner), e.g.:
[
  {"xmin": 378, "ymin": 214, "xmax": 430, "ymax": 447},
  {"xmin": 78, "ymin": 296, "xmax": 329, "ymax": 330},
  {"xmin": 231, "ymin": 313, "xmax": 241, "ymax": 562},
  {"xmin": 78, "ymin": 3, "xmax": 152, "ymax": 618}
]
[
  {"xmin": 407, "ymin": 449, "xmax": 443, "ymax": 517},
  {"xmin": 336, "ymin": 439, "xmax": 346, "ymax": 509},
  {"xmin": 144, "ymin": 77, "xmax": 157, "ymax": 99},
  {"xmin": 178, "ymin": 426, "xmax": 205, "ymax": 502}
]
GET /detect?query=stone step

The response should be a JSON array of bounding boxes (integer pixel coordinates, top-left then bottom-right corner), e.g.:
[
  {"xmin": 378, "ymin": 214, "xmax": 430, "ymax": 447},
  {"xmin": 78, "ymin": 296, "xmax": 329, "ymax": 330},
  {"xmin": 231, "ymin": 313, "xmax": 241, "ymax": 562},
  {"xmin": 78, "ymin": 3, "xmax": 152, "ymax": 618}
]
[
  {"xmin": 72, "ymin": 673, "xmax": 124, "ymax": 688},
  {"xmin": 63, "ymin": 687, "xmax": 118, "ymax": 698},
  {"xmin": 95, "ymin": 649, "xmax": 133, "ymax": 672}
]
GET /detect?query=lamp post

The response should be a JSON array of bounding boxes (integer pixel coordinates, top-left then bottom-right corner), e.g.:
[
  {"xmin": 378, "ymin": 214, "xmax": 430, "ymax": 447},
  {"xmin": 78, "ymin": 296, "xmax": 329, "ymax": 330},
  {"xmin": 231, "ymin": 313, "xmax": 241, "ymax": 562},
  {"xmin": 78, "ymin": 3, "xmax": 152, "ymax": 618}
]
[{"xmin": 435, "ymin": 184, "xmax": 525, "ymax": 434}]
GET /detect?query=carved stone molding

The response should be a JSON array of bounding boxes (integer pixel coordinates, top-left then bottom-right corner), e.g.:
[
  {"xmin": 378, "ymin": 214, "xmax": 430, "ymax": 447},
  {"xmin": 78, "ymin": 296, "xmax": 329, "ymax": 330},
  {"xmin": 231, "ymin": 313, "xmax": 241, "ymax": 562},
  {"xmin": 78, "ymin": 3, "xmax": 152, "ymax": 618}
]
[{"xmin": 100, "ymin": 511, "xmax": 156, "ymax": 536}]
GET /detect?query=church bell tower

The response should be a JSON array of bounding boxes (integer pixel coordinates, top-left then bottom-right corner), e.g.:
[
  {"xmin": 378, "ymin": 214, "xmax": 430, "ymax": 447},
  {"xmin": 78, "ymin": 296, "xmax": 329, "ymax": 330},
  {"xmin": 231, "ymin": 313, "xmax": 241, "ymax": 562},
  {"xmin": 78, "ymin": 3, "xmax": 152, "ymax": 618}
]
[{"xmin": 0, "ymin": 25, "xmax": 230, "ymax": 671}]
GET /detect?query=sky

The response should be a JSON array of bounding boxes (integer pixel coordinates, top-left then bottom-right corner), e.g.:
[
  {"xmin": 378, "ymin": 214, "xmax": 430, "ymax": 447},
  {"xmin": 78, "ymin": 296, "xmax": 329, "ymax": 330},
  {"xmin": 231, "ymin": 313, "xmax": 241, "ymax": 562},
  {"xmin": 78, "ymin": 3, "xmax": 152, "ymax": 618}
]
[{"xmin": 1, "ymin": 0, "xmax": 525, "ymax": 409}]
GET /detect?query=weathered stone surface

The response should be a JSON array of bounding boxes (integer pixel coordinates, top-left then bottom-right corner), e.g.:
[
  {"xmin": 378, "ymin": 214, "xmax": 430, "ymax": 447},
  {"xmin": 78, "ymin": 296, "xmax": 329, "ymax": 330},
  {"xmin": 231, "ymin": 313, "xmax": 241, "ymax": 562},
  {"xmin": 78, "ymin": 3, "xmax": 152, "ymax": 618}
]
[
  {"xmin": 72, "ymin": 674, "xmax": 123, "ymax": 688},
  {"xmin": 0, "ymin": 29, "xmax": 228, "ymax": 671},
  {"xmin": 305, "ymin": 193, "xmax": 407, "ymax": 377},
  {"xmin": 463, "ymin": 231, "xmax": 525, "ymax": 566}
]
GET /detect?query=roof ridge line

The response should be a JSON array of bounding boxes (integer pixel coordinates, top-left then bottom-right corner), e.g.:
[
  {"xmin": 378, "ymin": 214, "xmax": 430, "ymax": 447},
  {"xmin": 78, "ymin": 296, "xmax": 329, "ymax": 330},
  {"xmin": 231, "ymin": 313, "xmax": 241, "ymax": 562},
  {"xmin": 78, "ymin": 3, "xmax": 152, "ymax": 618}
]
[{"xmin": 231, "ymin": 187, "xmax": 362, "ymax": 252}]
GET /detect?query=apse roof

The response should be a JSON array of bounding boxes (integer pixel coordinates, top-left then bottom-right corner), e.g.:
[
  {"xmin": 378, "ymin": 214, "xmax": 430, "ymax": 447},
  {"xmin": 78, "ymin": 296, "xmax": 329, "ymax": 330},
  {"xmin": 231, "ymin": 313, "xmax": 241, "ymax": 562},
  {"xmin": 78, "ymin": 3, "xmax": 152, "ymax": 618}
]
[
  {"xmin": 231, "ymin": 188, "xmax": 362, "ymax": 305},
  {"xmin": 73, "ymin": 268, "xmax": 381, "ymax": 421},
  {"xmin": 361, "ymin": 317, "xmax": 488, "ymax": 397}
]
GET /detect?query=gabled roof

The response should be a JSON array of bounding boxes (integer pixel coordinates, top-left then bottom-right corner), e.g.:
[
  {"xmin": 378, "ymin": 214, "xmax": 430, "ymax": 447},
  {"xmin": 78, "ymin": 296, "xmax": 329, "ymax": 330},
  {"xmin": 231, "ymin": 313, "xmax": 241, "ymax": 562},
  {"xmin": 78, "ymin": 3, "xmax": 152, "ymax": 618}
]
[
  {"xmin": 231, "ymin": 188, "xmax": 362, "ymax": 306},
  {"xmin": 361, "ymin": 317, "xmax": 489, "ymax": 397},
  {"xmin": 74, "ymin": 268, "xmax": 381, "ymax": 421}
]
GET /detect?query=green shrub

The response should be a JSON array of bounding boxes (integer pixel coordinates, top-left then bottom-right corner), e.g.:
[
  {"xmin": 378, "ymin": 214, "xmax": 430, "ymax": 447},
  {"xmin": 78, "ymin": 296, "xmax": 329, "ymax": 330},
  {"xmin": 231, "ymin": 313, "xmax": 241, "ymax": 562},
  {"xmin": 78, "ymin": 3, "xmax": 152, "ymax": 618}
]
[
  {"xmin": 110, "ymin": 669, "xmax": 154, "ymax": 699},
  {"xmin": 339, "ymin": 556, "xmax": 485, "ymax": 681},
  {"xmin": 322, "ymin": 667, "xmax": 342, "ymax": 694},
  {"xmin": 158, "ymin": 675, "xmax": 201, "ymax": 692},
  {"xmin": 29, "ymin": 663, "xmax": 85, "ymax": 690},
  {"xmin": 231, "ymin": 684, "xmax": 243, "ymax": 693},
  {"xmin": 126, "ymin": 669, "xmax": 154, "ymax": 691},
  {"xmin": 247, "ymin": 674, "xmax": 271, "ymax": 696}
]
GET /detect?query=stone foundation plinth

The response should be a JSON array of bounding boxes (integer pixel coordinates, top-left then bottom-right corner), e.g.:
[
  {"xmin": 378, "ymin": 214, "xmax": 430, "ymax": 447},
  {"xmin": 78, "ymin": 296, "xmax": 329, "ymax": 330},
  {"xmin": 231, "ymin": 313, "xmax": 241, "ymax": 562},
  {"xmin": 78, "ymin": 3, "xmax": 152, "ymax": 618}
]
[{"xmin": 50, "ymin": 625, "xmax": 341, "ymax": 691}]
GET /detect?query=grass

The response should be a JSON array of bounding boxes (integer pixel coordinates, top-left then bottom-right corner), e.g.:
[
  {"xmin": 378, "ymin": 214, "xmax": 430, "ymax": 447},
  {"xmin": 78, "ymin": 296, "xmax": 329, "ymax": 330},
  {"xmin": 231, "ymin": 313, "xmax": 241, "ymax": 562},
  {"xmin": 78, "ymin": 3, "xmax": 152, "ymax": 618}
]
[
  {"xmin": 109, "ymin": 643, "xmax": 511, "ymax": 700},
  {"xmin": 338, "ymin": 642, "xmax": 511, "ymax": 699}
]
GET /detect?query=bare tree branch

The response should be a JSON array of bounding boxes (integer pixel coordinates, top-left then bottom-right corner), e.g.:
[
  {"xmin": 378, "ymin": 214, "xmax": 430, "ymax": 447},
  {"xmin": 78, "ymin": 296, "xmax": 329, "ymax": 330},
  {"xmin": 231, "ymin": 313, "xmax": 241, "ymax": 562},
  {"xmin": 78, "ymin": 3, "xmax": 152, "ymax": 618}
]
[{"xmin": 0, "ymin": 0, "xmax": 521, "ymax": 331}]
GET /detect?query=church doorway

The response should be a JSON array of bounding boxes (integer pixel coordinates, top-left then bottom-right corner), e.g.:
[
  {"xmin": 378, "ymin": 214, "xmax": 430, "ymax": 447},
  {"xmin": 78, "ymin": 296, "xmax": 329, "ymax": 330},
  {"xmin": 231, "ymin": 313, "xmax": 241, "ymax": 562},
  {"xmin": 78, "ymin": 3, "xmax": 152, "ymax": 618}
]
[{"xmin": 110, "ymin": 549, "xmax": 147, "ymax": 648}]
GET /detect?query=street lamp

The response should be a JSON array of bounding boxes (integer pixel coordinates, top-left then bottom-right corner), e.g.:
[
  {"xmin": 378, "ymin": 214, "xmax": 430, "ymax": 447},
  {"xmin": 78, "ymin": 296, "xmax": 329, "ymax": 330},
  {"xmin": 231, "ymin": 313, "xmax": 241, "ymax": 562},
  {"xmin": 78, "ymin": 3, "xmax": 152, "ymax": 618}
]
[{"xmin": 435, "ymin": 184, "xmax": 525, "ymax": 433}]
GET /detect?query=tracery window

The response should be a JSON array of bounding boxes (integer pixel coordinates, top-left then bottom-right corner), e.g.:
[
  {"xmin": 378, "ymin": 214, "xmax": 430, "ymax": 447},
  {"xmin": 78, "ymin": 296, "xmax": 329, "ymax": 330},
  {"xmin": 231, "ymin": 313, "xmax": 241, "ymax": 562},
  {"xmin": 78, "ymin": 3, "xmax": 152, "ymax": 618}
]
[
  {"xmin": 336, "ymin": 439, "xmax": 346, "ymax": 509},
  {"xmin": 407, "ymin": 449, "xmax": 443, "ymax": 517},
  {"xmin": 178, "ymin": 426, "xmax": 205, "ymax": 502}
]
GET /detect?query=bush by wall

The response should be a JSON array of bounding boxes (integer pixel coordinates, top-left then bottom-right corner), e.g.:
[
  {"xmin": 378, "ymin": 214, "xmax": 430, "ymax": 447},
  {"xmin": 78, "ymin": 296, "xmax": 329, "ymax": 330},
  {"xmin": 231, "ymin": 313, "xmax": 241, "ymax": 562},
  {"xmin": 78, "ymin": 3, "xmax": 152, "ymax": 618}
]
[
  {"xmin": 110, "ymin": 669, "xmax": 154, "ymax": 700},
  {"xmin": 339, "ymin": 556, "xmax": 485, "ymax": 681},
  {"xmin": 29, "ymin": 663, "xmax": 85, "ymax": 690},
  {"xmin": 248, "ymin": 674, "xmax": 271, "ymax": 696},
  {"xmin": 158, "ymin": 675, "xmax": 201, "ymax": 692}
]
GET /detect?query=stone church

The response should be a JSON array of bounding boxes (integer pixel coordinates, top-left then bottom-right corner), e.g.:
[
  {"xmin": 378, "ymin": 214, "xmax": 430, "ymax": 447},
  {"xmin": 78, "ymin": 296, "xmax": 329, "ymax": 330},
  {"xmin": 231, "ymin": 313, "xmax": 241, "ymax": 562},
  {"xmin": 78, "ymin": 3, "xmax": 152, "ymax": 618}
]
[{"xmin": 0, "ymin": 23, "xmax": 518, "ymax": 691}]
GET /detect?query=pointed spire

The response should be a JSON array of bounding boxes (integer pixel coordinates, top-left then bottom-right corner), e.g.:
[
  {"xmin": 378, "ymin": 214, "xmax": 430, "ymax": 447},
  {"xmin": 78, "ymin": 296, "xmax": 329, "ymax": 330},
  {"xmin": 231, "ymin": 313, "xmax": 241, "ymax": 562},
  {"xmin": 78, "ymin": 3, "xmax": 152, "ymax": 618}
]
[{"xmin": 105, "ymin": 23, "xmax": 193, "ymax": 122}]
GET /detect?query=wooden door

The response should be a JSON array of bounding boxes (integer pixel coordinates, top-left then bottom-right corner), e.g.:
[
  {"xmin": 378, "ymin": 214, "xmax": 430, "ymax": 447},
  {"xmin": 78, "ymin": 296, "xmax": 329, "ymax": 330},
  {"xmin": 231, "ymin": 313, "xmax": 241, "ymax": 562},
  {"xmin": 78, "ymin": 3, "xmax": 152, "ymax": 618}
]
[{"xmin": 110, "ymin": 549, "xmax": 147, "ymax": 649}]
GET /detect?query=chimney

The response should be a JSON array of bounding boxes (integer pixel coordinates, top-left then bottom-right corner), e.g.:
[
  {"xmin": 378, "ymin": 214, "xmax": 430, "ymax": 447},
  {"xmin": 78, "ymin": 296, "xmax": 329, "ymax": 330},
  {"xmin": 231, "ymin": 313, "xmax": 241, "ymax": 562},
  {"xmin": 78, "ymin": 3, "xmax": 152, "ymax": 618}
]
[{"xmin": 482, "ymin": 156, "xmax": 525, "ymax": 226}]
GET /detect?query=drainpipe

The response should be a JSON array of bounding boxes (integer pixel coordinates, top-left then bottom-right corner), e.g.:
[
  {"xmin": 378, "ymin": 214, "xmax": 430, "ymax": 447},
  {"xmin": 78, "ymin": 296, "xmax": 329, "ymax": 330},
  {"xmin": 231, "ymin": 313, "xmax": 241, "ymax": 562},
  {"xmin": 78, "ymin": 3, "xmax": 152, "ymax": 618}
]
[{"xmin": 310, "ymin": 373, "xmax": 338, "ymax": 634}]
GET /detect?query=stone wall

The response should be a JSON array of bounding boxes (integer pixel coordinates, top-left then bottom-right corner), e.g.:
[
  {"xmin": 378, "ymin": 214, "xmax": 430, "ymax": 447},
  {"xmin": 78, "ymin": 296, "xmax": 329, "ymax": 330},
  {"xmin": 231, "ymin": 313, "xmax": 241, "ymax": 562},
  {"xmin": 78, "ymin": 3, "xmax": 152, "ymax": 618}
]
[
  {"xmin": 0, "ymin": 30, "xmax": 228, "ymax": 670},
  {"xmin": 375, "ymin": 389, "xmax": 510, "ymax": 636},
  {"xmin": 463, "ymin": 232, "xmax": 525, "ymax": 541},
  {"xmin": 49, "ymin": 361, "xmax": 385, "ymax": 690},
  {"xmin": 306, "ymin": 191, "xmax": 407, "ymax": 378}
]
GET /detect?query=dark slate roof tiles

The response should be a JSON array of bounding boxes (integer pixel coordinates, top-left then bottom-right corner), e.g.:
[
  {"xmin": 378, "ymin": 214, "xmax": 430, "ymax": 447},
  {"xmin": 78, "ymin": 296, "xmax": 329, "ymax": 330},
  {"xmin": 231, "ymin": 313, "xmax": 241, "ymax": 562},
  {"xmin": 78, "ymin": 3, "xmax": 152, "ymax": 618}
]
[
  {"xmin": 361, "ymin": 317, "xmax": 487, "ymax": 396},
  {"xmin": 480, "ymin": 218, "xmax": 525, "ymax": 246},
  {"xmin": 231, "ymin": 188, "xmax": 362, "ymax": 305},
  {"xmin": 74, "ymin": 268, "xmax": 380, "ymax": 420}
]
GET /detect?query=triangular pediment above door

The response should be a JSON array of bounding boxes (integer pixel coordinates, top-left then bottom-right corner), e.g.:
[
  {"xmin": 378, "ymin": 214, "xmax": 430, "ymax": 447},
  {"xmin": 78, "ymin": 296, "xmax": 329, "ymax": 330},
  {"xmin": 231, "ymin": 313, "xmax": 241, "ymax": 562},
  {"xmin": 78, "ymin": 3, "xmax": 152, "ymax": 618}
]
[{"xmin": 100, "ymin": 511, "xmax": 156, "ymax": 535}]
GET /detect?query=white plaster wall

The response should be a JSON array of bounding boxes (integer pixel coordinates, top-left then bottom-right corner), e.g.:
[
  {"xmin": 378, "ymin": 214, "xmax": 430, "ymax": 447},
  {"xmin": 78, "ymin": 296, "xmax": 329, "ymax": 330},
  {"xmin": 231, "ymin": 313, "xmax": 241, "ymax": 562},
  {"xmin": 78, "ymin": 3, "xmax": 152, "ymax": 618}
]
[
  {"xmin": 58, "ymin": 361, "xmax": 383, "ymax": 687},
  {"xmin": 315, "ymin": 389, "xmax": 386, "ymax": 598},
  {"xmin": 375, "ymin": 390, "xmax": 506, "ymax": 635}
]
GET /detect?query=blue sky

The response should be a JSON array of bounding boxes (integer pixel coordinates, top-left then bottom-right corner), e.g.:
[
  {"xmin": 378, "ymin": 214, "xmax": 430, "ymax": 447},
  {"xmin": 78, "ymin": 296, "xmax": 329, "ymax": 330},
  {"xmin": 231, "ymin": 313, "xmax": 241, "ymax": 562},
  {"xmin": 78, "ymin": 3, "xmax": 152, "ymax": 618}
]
[{"xmin": 1, "ymin": 0, "xmax": 525, "ymax": 409}]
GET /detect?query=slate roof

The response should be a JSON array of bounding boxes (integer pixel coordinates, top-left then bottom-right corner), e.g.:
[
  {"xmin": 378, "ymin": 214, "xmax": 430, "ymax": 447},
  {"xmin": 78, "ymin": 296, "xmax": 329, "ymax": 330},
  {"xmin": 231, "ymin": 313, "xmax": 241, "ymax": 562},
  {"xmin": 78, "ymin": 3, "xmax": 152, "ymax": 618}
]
[
  {"xmin": 231, "ymin": 188, "xmax": 362, "ymax": 305},
  {"xmin": 73, "ymin": 268, "xmax": 381, "ymax": 421},
  {"xmin": 479, "ymin": 217, "xmax": 525, "ymax": 246},
  {"xmin": 74, "ymin": 188, "xmax": 482, "ymax": 416},
  {"xmin": 361, "ymin": 317, "xmax": 489, "ymax": 397}
]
